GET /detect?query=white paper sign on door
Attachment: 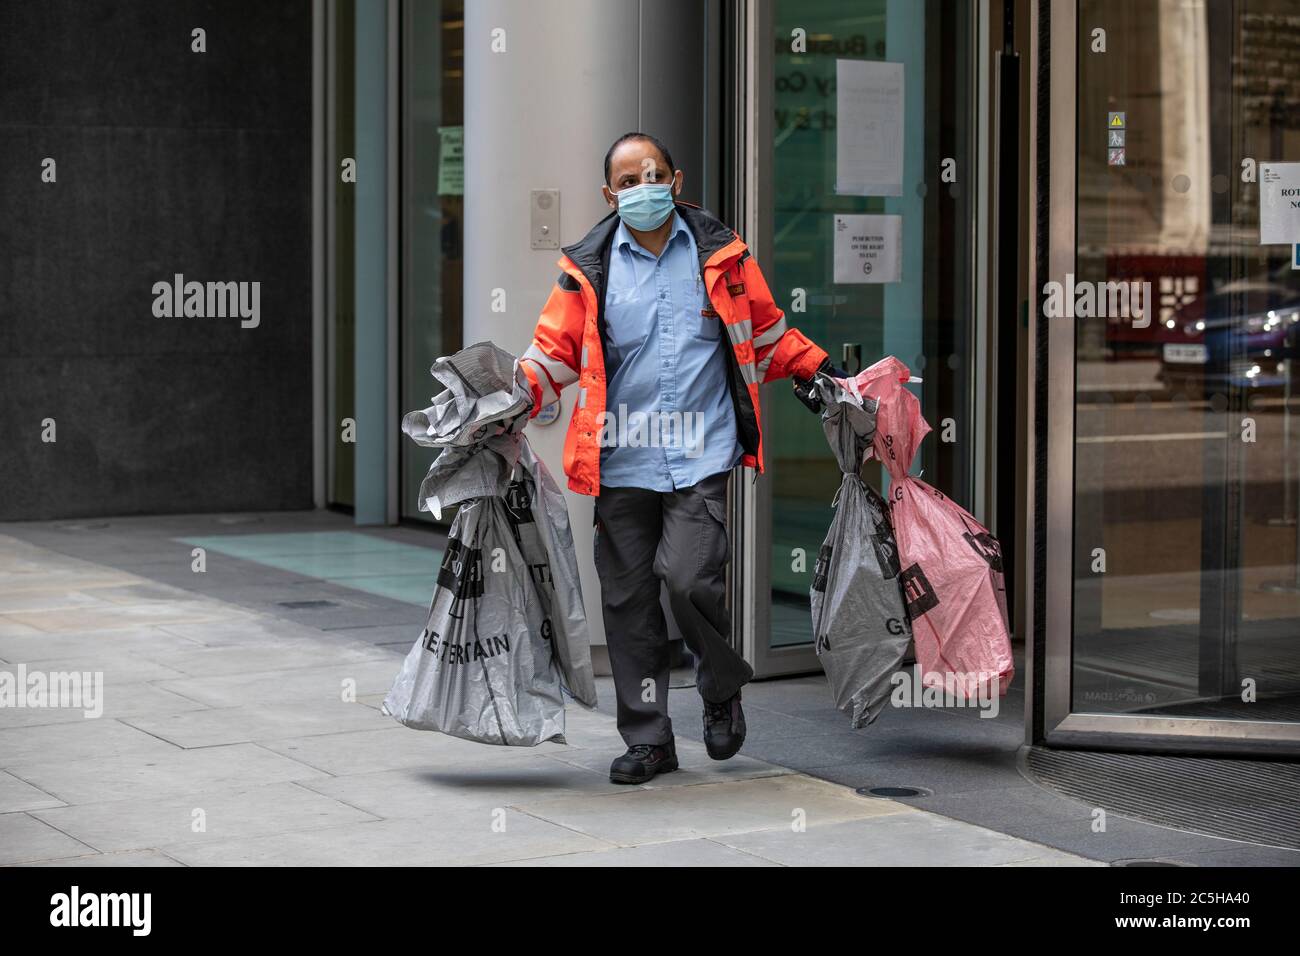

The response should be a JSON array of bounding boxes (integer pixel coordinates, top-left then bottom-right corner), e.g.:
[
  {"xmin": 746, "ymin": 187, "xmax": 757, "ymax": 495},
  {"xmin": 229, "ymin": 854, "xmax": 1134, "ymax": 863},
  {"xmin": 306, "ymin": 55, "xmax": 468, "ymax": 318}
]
[
  {"xmin": 437, "ymin": 125, "xmax": 464, "ymax": 196},
  {"xmin": 835, "ymin": 59, "xmax": 904, "ymax": 197},
  {"xmin": 833, "ymin": 214, "xmax": 902, "ymax": 284},
  {"xmin": 1260, "ymin": 163, "xmax": 1300, "ymax": 245}
]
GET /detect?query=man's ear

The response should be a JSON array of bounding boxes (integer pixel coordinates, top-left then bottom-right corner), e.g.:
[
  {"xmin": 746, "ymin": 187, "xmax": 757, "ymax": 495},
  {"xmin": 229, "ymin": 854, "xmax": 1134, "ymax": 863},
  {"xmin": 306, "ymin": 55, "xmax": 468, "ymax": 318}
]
[
  {"xmin": 671, "ymin": 170, "xmax": 684, "ymax": 196},
  {"xmin": 601, "ymin": 184, "xmax": 616, "ymax": 209}
]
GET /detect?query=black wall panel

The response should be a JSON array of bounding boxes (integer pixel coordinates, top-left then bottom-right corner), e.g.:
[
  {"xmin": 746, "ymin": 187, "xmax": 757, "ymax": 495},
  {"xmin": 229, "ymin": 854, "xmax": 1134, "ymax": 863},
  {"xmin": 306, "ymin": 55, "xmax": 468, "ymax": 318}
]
[{"xmin": 0, "ymin": 0, "xmax": 313, "ymax": 519}]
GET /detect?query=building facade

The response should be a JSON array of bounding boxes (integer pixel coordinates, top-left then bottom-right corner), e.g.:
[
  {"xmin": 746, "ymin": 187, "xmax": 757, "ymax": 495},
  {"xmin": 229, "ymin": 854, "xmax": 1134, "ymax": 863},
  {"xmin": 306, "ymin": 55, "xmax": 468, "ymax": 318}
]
[
  {"xmin": 316, "ymin": 0, "xmax": 1300, "ymax": 758},
  {"xmin": 6, "ymin": 0, "xmax": 1297, "ymax": 760}
]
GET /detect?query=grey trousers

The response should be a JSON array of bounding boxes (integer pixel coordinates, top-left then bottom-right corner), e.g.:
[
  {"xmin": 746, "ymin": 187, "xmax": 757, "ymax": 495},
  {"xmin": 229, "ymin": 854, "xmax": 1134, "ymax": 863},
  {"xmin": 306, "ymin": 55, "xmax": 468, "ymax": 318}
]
[{"xmin": 594, "ymin": 470, "xmax": 754, "ymax": 746}]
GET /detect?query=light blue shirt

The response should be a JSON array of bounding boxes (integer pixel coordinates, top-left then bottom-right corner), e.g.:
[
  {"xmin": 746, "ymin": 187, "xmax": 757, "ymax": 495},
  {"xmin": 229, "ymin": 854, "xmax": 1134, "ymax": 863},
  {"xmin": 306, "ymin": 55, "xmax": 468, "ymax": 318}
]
[{"xmin": 599, "ymin": 213, "xmax": 742, "ymax": 491}]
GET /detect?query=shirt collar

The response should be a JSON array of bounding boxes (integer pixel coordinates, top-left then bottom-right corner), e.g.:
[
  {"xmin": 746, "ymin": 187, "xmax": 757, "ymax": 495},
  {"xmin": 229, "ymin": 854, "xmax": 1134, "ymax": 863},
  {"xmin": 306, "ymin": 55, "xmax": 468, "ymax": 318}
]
[{"xmin": 614, "ymin": 209, "xmax": 688, "ymax": 257}]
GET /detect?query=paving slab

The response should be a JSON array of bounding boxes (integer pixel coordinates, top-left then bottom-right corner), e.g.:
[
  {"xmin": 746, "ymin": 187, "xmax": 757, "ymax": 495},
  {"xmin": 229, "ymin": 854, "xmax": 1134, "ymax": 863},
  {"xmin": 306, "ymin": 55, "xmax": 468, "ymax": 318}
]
[
  {"xmin": 487, "ymin": 837, "xmax": 780, "ymax": 867},
  {"xmin": 163, "ymin": 806, "xmax": 613, "ymax": 866},
  {"xmin": 0, "ymin": 770, "xmax": 64, "ymax": 813},
  {"xmin": 159, "ymin": 617, "xmax": 339, "ymax": 647},
  {"xmin": 0, "ymin": 589, "xmax": 116, "ymax": 613},
  {"xmin": 121, "ymin": 701, "xmax": 392, "ymax": 748},
  {"xmin": 145, "ymin": 639, "xmax": 393, "ymax": 678},
  {"xmin": 512, "ymin": 774, "xmax": 911, "ymax": 847},
  {"xmin": 6, "ymin": 742, "xmax": 329, "ymax": 805},
  {"xmin": 0, "ymin": 618, "xmax": 45, "ymax": 638},
  {"xmin": 0, "ymin": 625, "xmax": 207, "ymax": 664},
  {"xmin": 717, "ymin": 810, "xmax": 1088, "ymax": 867},
  {"xmin": 4, "ymin": 601, "xmax": 253, "ymax": 634},
  {"xmin": 13, "ymin": 651, "xmax": 190, "ymax": 684},
  {"xmin": 153, "ymin": 659, "xmax": 401, "ymax": 707},
  {"xmin": 258, "ymin": 725, "xmax": 571, "ymax": 776},
  {"xmin": 33, "ymin": 781, "xmax": 379, "ymax": 853},
  {"xmin": 0, "ymin": 680, "xmax": 208, "ymax": 729},
  {"xmin": 0, "ymin": 812, "xmax": 96, "ymax": 866},
  {"xmin": 16, "ymin": 849, "xmax": 185, "ymax": 867},
  {"xmin": 0, "ymin": 718, "xmax": 179, "ymax": 766},
  {"xmin": 297, "ymin": 755, "xmax": 623, "ymax": 817}
]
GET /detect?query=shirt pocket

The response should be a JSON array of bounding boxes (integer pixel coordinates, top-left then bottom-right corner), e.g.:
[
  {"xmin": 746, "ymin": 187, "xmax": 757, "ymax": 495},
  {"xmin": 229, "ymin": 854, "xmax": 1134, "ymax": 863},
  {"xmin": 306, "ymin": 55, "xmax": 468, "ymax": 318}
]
[
  {"xmin": 680, "ymin": 278, "xmax": 721, "ymax": 342},
  {"xmin": 604, "ymin": 285, "xmax": 652, "ymax": 358}
]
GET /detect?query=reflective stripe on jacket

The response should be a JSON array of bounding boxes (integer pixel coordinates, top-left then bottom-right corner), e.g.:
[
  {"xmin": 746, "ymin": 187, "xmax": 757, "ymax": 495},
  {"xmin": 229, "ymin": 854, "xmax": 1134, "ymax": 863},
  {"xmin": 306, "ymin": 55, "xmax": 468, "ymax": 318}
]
[{"xmin": 520, "ymin": 201, "xmax": 828, "ymax": 497}]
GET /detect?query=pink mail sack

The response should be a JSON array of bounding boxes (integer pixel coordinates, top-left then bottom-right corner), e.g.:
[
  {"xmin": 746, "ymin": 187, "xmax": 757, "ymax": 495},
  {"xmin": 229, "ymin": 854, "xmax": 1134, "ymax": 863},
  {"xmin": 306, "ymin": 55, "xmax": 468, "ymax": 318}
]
[{"xmin": 849, "ymin": 356, "xmax": 1014, "ymax": 700}]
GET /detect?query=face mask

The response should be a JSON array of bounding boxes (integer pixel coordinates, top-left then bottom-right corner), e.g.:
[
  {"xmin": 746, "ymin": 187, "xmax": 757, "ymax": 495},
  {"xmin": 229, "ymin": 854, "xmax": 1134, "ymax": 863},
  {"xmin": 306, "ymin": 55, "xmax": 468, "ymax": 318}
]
[{"xmin": 614, "ymin": 182, "xmax": 675, "ymax": 231}]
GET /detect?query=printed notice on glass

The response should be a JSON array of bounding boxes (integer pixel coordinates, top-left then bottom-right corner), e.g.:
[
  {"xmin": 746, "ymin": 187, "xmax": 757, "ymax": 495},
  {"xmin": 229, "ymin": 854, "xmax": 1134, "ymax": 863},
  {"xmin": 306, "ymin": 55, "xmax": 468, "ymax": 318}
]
[
  {"xmin": 437, "ymin": 125, "xmax": 464, "ymax": 196},
  {"xmin": 1260, "ymin": 163, "xmax": 1300, "ymax": 244},
  {"xmin": 833, "ymin": 214, "xmax": 902, "ymax": 284},
  {"xmin": 835, "ymin": 59, "xmax": 904, "ymax": 197}
]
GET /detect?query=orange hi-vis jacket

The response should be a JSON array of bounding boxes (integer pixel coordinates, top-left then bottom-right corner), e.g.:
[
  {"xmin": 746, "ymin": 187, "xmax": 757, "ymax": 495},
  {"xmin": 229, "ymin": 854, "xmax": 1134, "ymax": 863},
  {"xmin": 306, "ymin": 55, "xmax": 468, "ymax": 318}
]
[{"xmin": 519, "ymin": 202, "xmax": 829, "ymax": 496}]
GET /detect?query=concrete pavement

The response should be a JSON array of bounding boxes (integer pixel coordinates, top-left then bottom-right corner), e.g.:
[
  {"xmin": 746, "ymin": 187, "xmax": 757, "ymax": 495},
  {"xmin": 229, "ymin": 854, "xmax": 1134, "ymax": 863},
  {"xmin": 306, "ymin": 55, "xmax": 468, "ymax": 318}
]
[{"xmin": 0, "ymin": 532, "xmax": 1094, "ymax": 867}]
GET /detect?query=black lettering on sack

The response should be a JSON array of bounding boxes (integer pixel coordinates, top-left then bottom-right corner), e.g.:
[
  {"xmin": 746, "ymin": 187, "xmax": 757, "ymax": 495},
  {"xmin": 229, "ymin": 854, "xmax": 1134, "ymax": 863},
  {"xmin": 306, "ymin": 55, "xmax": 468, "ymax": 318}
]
[
  {"xmin": 422, "ymin": 630, "xmax": 512, "ymax": 664},
  {"xmin": 885, "ymin": 617, "xmax": 908, "ymax": 636},
  {"xmin": 815, "ymin": 632, "xmax": 830, "ymax": 653},
  {"xmin": 438, "ymin": 539, "xmax": 484, "ymax": 619},
  {"xmin": 870, "ymin": 533, "xmax": 900, "ymax": 579},
  {"xmin": 526, "ymin": 561, "xmax": 553, "ymax": 588},
  {"xmin": 959, "ymin": 514, "xmax": 1003, "ymax": 572},
  {"xmin": 812, "ymin": 544, "xmax": 832, "ymax": 592},
  {"xmin": 899, "ymin": 562, "xmax": 939, "ymax": 619},
  {"xmin": 863, "ymin": 488, "xmax": 901, "ymax": 578},
  {"xmin": 504, "ymin": 480, "xmax": 534, "ymax": 525}
]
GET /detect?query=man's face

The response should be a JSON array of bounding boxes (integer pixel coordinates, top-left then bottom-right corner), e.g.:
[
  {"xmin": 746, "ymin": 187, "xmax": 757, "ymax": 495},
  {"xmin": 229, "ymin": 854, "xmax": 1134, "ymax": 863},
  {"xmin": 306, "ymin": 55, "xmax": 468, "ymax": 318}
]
[{"xmin": 602, "ymin": 140, "xmax": 683, "ymax": 212}]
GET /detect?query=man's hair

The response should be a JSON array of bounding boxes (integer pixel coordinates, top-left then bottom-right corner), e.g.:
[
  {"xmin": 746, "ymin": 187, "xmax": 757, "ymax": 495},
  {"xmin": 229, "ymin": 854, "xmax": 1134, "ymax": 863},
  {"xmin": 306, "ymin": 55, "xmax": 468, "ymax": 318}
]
[{"xmin": 603, "ymin": 132, "xmax": 676, "ymax": 186}]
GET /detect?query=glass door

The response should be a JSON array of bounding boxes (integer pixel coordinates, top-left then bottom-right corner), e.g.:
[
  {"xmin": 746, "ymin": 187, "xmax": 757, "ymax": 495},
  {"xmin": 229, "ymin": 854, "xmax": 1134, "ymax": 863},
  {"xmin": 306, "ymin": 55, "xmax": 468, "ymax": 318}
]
[
  {"xmin": 741, "ymin": 0, "xmax": 982, "ymax": 676},
  {"xmin": 399, "ymin": 0, "xmax": 464, "ymax": 524},
  {"xmin": 1042, "ymin": 0, "xmax": 1300, "ymax": 754}
]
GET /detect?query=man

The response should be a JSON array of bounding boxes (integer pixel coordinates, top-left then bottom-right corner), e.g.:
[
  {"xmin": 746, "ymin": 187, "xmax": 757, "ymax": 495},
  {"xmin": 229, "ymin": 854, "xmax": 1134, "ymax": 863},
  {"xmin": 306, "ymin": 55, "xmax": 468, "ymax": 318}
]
[{"xmin": 520, "ymin": 132, "xmax": 841, "ymax": 784}]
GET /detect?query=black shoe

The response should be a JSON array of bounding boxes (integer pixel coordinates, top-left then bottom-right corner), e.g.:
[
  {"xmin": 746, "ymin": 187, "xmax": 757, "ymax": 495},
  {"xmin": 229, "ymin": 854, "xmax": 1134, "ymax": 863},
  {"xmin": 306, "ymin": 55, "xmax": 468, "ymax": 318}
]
[
  {"xmin": 609, "ymin": 740, "xmax": 679, "ymax": 785},
  {"xmin": 703, "ymin": 690, "xmax": 746, "ymax": 760}
]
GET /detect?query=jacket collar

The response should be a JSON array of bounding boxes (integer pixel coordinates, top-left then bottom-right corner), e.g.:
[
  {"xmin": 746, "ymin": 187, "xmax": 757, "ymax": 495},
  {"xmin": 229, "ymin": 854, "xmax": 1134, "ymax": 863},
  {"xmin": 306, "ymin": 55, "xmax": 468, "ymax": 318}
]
[
  {"xmin": 562, "ymin": 201, "xmax": 744, "ymax": 296},
  {"xmin": 674, "ymin": 202, "xmax": 743, "ymax": 271}
]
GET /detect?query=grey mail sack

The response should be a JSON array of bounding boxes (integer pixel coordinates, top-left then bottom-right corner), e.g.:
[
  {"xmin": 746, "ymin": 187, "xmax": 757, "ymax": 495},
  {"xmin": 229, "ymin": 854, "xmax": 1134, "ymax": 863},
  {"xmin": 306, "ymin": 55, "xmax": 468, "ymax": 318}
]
[
  {"xmin": 809, "ymin": 377, "xmax": 912, "ymax": 728},
  {"xmin": 382, "ymin": 342, "xmax": 596, "ymax": 746}
]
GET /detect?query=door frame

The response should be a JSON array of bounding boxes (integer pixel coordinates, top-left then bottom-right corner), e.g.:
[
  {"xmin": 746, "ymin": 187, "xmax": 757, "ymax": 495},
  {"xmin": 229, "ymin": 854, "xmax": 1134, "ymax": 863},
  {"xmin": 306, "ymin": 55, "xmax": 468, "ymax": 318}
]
[
  {"xmin": 1036, "ymin": 0, "xmax": 1300, "ymax": 756},
  {"xmin": 730, "ymin": 0, "xmax": 819, "ymax": 678}
]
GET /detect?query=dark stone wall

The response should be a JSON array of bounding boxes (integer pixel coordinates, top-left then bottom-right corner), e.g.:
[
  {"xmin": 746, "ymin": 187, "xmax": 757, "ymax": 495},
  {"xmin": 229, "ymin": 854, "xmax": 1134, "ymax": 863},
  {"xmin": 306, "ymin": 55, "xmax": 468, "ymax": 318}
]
[{"xmin": 0, "ymin": 0, "xmax": 313, "ymax": 520}]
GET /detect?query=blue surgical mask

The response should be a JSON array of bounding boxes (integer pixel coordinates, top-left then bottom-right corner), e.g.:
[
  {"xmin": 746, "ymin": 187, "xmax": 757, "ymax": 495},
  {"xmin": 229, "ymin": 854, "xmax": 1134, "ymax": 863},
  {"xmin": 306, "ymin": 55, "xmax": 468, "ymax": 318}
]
[{"xmin": 614, "ymin": 182, "xmax": 675, "ymax": 231}]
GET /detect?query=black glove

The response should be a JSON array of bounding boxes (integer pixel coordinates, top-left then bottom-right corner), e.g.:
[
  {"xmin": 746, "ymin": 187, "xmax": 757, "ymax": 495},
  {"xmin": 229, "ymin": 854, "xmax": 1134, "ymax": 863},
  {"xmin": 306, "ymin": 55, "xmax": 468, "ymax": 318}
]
[
  {"xmin": 792, "ymin": 375, "xmax": 823, "ymax": 413},
  {"xmin": 792, "ymin": 359, "xmax": 849, "ymax": 413},
  {"xmin": 819, "ymin": 359, "xmax": 851, "ymax": 380}
]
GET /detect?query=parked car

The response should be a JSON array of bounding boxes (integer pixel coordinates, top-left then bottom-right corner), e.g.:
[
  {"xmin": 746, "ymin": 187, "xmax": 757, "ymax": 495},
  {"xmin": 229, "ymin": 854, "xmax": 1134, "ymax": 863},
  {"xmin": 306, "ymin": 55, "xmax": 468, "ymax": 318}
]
[{"xmin": 1158, "ymin": 281, "xmax": 1300, "ymax": 391}]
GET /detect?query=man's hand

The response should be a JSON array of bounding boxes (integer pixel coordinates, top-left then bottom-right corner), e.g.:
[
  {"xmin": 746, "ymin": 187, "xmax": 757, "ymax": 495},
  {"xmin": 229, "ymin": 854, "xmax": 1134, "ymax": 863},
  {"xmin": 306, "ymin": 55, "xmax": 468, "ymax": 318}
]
[
  {"xmin": 792, "ymin": 358, "xmax": 850, "ymax": 413},
  {"xmin": 817, "ymin": 357, "xmax": 851, "ymax": 380}
]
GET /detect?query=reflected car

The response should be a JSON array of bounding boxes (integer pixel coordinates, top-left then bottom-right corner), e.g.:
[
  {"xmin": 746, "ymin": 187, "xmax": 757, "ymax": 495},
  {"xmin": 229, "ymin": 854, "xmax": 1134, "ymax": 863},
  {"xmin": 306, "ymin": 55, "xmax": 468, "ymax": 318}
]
[{"xmin": 1157, "ymin": 282, "xmax": 1300, "ymax": 391}]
